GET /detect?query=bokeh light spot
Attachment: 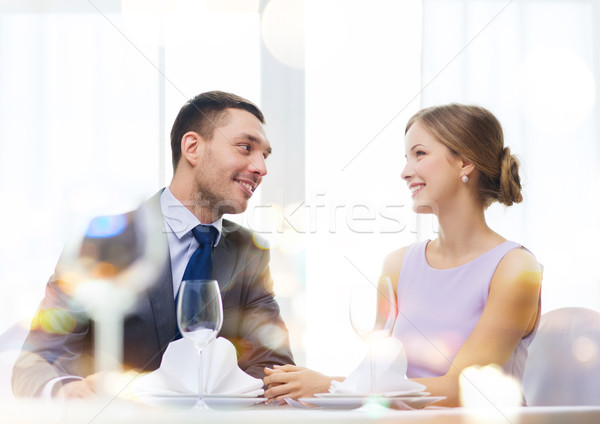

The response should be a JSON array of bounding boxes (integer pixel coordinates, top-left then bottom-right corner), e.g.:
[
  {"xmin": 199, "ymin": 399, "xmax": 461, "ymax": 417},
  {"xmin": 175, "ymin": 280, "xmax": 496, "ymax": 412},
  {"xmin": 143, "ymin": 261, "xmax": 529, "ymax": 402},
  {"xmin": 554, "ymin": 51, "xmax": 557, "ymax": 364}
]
[
  {"xmin": 86, "ymin": 214, "xmax": 128, "ymax": 238},
  {"xmin": 252, "ymin": 232, "xmax": 270, "ymax": 250},
  {"xmin": 257, "ymin": 323, "xmax": 288, "ymax": 351},
  {"xmin": 272, "ymin": 271, "xmax": 302, "ymax": 297},
  {"xmin": 261, "ymin": 0, "xmax": 305, "ymax": 69},
  {"xmin": 248, "ymin": 203, "xmax": 284, "ymax": 249},
  {"xmin": 277, "ymin": 228, "xmax": 306, "ymax": 255},
  {"xmin": 572, "ymin": 336, "xmax": 599, "ymax": 365},
  {"xmin": 92, "ymin": 262, "xmax": 118, "ymax": 279},
  {"xmin": 32, "ymin": 308, "xmax": 77, "ymax": 335}
]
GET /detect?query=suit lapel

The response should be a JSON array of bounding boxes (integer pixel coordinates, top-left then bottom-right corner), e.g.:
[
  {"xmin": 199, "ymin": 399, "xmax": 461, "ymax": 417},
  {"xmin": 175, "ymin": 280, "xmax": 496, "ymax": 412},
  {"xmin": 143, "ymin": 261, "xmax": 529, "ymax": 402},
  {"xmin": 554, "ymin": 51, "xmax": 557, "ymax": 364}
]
[
  {"xmin": 147, "ymin": 256, "xmax": 177, "ymax": 350},
  {"xmin": 213, "ymin": 222, "xmax": 236, "ymax": 292},
  {"xmin": 138, "ymin": 190, "xmax": 178, "ymax": 351}
]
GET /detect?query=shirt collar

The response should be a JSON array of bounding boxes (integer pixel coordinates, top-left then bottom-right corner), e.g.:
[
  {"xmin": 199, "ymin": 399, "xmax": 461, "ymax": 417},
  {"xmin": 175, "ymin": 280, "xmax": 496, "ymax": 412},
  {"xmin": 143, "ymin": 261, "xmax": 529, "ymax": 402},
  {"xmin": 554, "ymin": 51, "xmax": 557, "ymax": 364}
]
[{"xmin": 160, "ymin": 187, "xmax": 222, "ymax": 246}]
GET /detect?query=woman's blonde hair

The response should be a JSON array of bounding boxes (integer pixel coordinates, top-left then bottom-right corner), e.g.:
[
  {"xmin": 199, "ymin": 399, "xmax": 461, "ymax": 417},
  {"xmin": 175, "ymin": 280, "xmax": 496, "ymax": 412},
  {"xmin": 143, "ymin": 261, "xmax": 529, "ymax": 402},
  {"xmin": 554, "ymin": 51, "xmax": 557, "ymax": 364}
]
[{"xmin": 406, "ymin": 103, "xmax": 522, "ymax": 207}]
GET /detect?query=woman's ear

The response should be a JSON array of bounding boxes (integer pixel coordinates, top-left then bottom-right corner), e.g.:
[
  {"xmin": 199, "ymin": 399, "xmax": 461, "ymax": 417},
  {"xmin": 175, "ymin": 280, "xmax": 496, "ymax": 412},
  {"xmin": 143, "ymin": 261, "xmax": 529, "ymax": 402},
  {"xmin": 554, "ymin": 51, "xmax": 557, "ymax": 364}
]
[
  {"xmin": 181, "ymin": 131, "xmax": 201, "ymax": 167},
  {"xmin": 461, "ymin": 158, "xmax": 476, "ymax": 177}
]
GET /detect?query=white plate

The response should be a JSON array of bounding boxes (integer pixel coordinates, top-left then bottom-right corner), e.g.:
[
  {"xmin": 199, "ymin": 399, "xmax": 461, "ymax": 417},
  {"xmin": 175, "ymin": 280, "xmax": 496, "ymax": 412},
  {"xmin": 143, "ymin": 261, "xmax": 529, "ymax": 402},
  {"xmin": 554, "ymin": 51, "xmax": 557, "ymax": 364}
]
[
  {"xmin": 384, "ymin": 390, "xmax": 431, "ymax": 397},
  {"xmin": 298, "ymin": 395, "xmax": 445, "ymax": 410},
  {"xmin": 205, "ymin": 396, "xmax": 266, "ymax": 409},
  {"xmin": 388, "ymin": 396, "xmax": 446, "ymax": 409},
  {"xmin": 298, "ymin": 397, "xmax": 363, "ymax": 409},
  {"xmin": 315, "ymin": 390, "xmax": 430, "ymax": 398},
  {"xmin": 314, "ymin": 393, "xmax": 366, "ymax": 399},
  {"xmin": 138, "ymin": 394, "xmax": 265, "ymax": 409}
]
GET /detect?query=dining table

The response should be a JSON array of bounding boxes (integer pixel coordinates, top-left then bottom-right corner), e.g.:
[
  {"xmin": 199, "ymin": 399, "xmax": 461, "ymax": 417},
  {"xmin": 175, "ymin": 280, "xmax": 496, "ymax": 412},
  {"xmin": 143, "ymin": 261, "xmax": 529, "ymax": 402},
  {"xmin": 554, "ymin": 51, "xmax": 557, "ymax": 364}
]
[{"xmin": 3, "ymin": 397, "xmax": 600, "ymax": 424}]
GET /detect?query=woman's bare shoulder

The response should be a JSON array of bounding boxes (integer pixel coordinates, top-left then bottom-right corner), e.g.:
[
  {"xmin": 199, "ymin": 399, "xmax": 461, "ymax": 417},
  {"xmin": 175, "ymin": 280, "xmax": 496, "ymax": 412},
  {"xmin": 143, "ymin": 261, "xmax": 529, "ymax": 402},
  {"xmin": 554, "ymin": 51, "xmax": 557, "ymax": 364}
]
[
  {"xmin": 498, "ymin": 247, "xmax": 542, "ymax": 279},
  {"xmin": 491, "ymin": 246, "xmax": 542, "ymax": 295},
  {"xmin": 382, "ymin": 245, "xmax": 410, "ymax": 278}
]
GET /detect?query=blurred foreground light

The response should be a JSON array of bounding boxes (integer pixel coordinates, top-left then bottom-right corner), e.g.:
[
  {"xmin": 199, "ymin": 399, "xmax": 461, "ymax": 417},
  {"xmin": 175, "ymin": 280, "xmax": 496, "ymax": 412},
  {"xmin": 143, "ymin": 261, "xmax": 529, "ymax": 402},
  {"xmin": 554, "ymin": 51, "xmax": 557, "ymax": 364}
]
[
  {"xmin": 73, "ymin": 279, "xmax": 137, "ymax": 317},
  {"xmin": 460, "ymin": 364, "xmax": 522, "ymax": 407},
  {"xmin": 103, "ymin": 369, "xmax": 146, "ymax": 399},
  {"xmin": 518, "ymin": 48, "xmax": 596, "ymax": 133},
  {"xmin": 362, "ymin": 394, "xmax": 390, "ymax": 417},
  {"xmin": 261, "ymin": 0, "xmax": 305, "ymax": 69},
  {"xmin": 460, "ymin": 364, "xmax": 522, "ymax": 423}
]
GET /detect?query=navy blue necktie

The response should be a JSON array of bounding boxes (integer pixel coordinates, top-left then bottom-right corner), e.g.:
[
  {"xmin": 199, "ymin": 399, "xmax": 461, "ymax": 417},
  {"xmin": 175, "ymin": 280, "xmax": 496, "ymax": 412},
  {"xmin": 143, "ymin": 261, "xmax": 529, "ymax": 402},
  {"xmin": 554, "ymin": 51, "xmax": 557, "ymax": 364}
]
[
  {"xmin": 182, "ymin": 225, "xmax": 218, "ymax": 281},
  {"xmin": 174, "ymin": 225, "xmax": 218, "ymax": 340}
]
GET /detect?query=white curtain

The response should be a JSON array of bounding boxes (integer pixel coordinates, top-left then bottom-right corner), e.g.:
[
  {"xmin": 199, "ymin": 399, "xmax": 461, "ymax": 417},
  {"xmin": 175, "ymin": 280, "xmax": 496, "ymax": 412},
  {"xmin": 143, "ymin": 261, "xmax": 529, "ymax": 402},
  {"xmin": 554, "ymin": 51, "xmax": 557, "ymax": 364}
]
[
  {"xmin": 0, "ymin": 12, "xmax": 159, "ymax": 329},
  {"xmin": 420, "ymin": 0, "xmax": 600, "ymax": 313}
]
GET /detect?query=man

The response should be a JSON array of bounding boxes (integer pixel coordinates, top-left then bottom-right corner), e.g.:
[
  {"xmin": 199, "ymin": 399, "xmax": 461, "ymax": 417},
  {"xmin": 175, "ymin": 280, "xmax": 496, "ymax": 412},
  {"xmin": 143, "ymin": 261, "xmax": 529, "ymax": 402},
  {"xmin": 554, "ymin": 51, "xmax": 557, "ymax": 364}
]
[{"xmin": 12, "ymin": 91, "xmax": 294, "ymax": 397}]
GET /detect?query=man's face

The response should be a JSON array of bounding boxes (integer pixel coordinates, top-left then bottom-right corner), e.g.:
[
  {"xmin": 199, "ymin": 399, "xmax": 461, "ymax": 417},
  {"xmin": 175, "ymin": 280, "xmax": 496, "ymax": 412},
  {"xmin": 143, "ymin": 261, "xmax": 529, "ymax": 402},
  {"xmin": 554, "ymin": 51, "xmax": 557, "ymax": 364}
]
[{"xmin": 193, "ymin": 108, "xmax": 271, "ymax": 218}]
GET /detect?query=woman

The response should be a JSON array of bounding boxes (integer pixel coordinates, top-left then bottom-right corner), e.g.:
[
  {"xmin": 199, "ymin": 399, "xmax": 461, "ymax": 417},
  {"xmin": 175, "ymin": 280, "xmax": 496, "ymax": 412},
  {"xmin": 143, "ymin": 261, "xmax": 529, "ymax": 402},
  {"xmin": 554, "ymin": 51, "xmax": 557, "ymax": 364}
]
[{"xmin": 263, "ymin": 104, "xmax": 542, "ymax": 407}]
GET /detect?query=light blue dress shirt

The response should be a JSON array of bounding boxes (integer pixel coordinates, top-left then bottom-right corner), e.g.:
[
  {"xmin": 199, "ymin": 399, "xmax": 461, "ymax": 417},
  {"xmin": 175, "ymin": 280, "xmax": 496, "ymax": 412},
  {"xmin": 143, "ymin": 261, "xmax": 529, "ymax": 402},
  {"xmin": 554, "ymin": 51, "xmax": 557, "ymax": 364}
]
[{"xmin": 160, "ymin": 187, "xmax": 222, "ymax": 296}]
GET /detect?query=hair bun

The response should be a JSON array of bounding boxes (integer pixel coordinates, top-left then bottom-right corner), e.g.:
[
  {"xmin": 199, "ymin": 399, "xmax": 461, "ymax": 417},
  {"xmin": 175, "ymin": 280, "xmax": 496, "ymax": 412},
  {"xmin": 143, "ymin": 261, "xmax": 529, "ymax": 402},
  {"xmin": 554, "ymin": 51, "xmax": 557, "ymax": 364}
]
[{"xmin": 499, "ymin": 147, "xmax": 523, "ymax": 206}]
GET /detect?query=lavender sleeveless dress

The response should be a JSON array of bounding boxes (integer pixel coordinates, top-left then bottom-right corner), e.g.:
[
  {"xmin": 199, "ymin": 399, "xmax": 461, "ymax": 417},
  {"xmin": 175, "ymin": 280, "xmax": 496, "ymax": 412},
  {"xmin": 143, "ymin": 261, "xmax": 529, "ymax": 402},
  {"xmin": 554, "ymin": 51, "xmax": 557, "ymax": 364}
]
[{"xmin": 391, "ymin": 240, "xmax": 539, "ymax": 383}]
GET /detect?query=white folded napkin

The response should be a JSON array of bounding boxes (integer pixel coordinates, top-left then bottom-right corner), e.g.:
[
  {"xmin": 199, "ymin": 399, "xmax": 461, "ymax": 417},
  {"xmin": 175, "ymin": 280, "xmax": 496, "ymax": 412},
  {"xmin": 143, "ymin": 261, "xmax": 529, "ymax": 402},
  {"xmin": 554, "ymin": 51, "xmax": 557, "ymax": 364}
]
[
  {"xmin": 133, "ymin": 337, "xmax": 264, "ymax": 397},
  {"xmin": 330, "ymin": 336, "xmax": 425, "ymax": 395}
]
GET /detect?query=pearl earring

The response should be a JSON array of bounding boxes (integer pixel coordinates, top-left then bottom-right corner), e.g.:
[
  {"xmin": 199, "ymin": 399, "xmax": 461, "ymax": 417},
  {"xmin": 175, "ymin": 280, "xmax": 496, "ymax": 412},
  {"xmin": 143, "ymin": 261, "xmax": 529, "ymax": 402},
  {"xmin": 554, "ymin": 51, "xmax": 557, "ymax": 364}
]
[{"xmin": 461, "ymin": 175, "xmax": 469, "ymax": 183}]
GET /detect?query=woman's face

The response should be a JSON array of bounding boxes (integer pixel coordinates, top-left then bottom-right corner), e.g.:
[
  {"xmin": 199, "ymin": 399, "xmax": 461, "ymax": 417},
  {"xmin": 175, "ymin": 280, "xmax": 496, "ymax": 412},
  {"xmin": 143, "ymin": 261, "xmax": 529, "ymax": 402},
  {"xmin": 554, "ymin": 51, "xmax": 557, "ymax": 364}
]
[{"xmin": 402, "ymin": 120, "xmax": 465, "ymax": 214}]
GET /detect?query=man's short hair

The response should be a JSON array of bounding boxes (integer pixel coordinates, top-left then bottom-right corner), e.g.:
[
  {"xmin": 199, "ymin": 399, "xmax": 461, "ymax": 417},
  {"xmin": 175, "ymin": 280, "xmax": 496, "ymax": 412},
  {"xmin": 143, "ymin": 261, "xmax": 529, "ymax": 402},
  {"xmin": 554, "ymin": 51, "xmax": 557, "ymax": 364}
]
[{"xmin": 170, "ymin": 91, "xmax": 265, "ymax": 171}]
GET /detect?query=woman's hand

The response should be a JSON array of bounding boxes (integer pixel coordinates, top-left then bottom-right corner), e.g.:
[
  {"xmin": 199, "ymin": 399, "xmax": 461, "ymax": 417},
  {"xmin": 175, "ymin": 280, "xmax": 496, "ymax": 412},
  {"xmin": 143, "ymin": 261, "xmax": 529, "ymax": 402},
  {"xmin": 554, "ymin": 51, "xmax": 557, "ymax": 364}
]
[{"xmin": 263, "ymin": 365, "xmax": 341, "ymax": 401}]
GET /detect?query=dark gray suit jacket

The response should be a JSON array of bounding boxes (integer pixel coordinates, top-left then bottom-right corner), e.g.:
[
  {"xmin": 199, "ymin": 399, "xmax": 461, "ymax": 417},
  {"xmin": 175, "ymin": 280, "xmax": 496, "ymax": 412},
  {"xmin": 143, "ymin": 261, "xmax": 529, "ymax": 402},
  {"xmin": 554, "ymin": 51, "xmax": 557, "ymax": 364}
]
[{"xmin": 12, "ymin": 192, "xmax": 294, "ymax": 397}]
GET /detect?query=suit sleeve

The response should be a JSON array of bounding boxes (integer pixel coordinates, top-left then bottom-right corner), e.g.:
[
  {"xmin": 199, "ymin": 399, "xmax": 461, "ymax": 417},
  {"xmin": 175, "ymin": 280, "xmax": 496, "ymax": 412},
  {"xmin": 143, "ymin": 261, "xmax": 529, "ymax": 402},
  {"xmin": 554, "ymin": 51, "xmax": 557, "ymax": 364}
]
[
  {"xmin": 234, "ymin": 245, "xmax": 295, "ymax": 379},
  {"xmin": 12, "ymin": 211, "xmax": 141, "ymax": 397},
  {"xmin": 12, "ymin": 270, "xmax": 93, "ymax": 397}
]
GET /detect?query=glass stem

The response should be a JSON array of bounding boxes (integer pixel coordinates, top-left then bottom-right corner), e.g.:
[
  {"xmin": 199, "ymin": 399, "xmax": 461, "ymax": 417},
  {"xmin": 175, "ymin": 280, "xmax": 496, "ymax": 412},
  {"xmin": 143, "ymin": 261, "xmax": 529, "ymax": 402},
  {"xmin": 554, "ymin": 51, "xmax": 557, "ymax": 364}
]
[
  {"xmin": 197, "ymin": 348, "xmax": 204, "ymax": 402},
  {"xmin": 369, "ymin": 343, "xmax": 375, "ymax": 394},
  {"xmin": 94, "ymin": 311, "xmax": 124, "ymax": 374}
]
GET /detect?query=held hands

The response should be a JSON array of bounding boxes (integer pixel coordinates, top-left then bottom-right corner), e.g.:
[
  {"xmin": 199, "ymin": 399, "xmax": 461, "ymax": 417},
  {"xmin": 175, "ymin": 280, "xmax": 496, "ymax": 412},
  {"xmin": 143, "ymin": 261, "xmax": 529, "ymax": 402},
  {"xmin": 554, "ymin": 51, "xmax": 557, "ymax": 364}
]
[
  {"xmin": 58, "ymin": 366, "xmax": 337, "ymax": 401},
  {"xmin": 56, "ymin": 373, "xmax": 105, "ymax": 398},
  {"xmin": 263, "ymin": 365, "xmax": 342, "ymax": 401}
]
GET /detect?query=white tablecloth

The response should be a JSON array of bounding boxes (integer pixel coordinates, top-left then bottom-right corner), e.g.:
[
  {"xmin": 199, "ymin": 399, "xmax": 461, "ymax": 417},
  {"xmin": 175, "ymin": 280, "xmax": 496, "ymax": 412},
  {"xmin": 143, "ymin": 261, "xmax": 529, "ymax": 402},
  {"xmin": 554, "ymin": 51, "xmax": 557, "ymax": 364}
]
[{"xmin": 3, "ymin": 399, "xmax": 600, "ymax": 424}]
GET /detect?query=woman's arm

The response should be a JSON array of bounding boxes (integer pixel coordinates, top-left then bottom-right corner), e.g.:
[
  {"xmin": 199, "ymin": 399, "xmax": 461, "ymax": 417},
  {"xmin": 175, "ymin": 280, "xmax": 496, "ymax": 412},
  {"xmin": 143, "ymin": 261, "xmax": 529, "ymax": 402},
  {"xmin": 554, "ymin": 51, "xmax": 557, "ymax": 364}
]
[
  {"xmin": 263, "ymin": 247, "xmax": 409, "ymax": 401},
  {"xmin": 413, "ymin": 248, "xmax": 542, "ymax": 406}
]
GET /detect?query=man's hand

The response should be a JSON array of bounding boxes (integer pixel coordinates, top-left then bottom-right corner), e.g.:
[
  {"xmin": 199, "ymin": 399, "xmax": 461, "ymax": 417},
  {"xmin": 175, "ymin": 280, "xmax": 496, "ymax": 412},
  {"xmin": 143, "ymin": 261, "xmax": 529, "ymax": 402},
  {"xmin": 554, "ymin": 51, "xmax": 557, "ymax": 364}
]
[{"xmin": 56, "ymin": 373, "xmax": 104, "ymax": 398}]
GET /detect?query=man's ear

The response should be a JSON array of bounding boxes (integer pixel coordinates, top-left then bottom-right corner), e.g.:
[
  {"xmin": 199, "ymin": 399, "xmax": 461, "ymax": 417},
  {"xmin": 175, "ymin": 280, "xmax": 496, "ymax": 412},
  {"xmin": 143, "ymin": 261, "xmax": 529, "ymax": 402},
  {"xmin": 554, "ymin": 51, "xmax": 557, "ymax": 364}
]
[{"xmin": 181, "ymin": 131, "xmax": 202, "ymax": 167}]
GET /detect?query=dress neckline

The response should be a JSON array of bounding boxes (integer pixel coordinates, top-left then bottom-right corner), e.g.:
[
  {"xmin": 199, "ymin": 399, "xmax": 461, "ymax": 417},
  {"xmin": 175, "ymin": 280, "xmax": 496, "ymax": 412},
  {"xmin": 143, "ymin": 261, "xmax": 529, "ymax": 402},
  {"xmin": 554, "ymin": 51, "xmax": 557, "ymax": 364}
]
[{"xmin": 423, "ymin": 240, "xmax": 515, "ymax": 271}]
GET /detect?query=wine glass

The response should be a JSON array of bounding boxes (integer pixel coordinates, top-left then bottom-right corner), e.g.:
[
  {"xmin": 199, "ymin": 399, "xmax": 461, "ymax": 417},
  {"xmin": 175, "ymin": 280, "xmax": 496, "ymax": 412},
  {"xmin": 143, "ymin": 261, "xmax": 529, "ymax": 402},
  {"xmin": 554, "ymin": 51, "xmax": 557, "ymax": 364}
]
[
  {"xmin": 349, "ymin": 276, "xmax": 398, "ymax": 393},
  {"xmin": 177, "ymin": 279, "xmax": 223, "ymax": 410},
  {"xmin": 58, "ymin": 204, "xmax": 167, "ymax": 389}
]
